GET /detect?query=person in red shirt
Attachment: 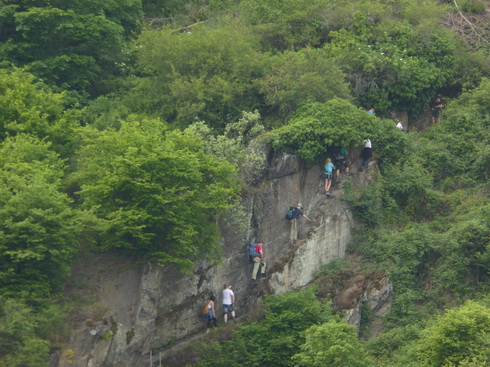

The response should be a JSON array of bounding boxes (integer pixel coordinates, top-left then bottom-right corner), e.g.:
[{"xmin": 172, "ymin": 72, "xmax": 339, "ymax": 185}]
[{"xmin": 251, "ymin": 242, "xmax": 266, "ymax": 281}]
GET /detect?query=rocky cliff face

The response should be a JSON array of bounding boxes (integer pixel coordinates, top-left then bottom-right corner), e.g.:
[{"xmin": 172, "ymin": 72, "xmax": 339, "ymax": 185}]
[{"xmin": 56, "ymin": 150, "xmax": 382, "ymax": 367}]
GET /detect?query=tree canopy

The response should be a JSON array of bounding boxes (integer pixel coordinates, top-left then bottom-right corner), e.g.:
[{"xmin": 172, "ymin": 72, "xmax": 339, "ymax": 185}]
[{"xmin": 70, "ymin": 118, "xmax": 240, "ymax": 271}]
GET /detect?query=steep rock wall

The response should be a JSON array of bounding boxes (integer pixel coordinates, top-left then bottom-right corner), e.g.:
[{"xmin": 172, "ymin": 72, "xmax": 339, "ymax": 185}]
[{"xmin": 56, "ymin": 152, "xmax": 376, "ymax": 367}]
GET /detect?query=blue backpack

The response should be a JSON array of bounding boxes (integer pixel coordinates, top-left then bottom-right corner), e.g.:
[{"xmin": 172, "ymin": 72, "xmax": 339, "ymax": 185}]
[
  {"xmin": 285, "ymin": 207, "xmax": 295, "ymax": 220},
  {"xmin": 248, "ymin": 243, "xmax": 260, "ymax": 257}
]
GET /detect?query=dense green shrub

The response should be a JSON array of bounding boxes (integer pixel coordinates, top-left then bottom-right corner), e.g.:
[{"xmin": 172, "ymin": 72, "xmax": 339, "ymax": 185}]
[
  {"xmin": 70, "ymin": 118, "xmax": 240, "ymax": 271},
  {"xmin": 238, "ymin": 0, "xmax": 325, "ymax": 51},
  {"xmin": 0, "ymin": 135, "xmax": 81, "ymax": 301},
  {"xmin": 257, "ymin": 48, "xmax": 350, "ymax": 121},
  {"xmin": 0, "ymin": 68, "xmax": 80, "ymax": 156},
  {"xmin": 131, "ymin": 22, "xmax": 264, "ymax": 129},
  {"xmin": 459, "ymin": 0, "xmax": 486, "ymax": 14},
  {"xmin": 325, "ymin": 8, "xmax": 460, "ymax": 114},
  {"xmin": 294, "ymin": 319, "xmax": 374, "ymax": 367},
  {"xmin": 418, "ymin": 301, "xmax": 490, "ymax": 367},
  {"xmin": 0, "ymin": 0, "xmax": 142, "ymax": 99}
]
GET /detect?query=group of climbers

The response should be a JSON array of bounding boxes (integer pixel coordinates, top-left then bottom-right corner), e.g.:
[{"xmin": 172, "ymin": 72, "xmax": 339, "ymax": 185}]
[
  {"xmin": 203, "ymin": 96, "xmax": 443, "ymax": 332},
  {"xmin": 203, "ymin": 283, "xmax": 236, "ymax": 332}
]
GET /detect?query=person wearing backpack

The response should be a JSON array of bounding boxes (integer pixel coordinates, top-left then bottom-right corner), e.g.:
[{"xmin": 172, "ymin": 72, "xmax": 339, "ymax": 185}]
[
  {"xmin": 203, "ymin": 295, "xmax": 218, "ymax": 332},
  {"xmin": 287, "ymin": 204, "xmax": 312, "ymax": 243},
  {"xmin": 334, "ymin": 146, "xmax": 350, "ymax": 182},
  {"xmin": 250, "ymin": 242, "xmax": 266, "ymax": 281}
]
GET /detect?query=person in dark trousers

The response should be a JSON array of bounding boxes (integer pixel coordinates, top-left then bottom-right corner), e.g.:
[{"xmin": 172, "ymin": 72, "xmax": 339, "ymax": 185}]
[
  {"xmin": 289, "ymin": 204, "xmax": 312, "ymax": 242},
  {"xmin": 334, "ymin": 146, "xmax": 350, "ymax": 182},
  {"xmin": 431, "ymin": 96, "xmax": 444, "ymax": 124},
  {"xmin": 204, "ymin": 296, "xmax": 218, "ymax": 332},
  {"xmin": 360, "ymin": 138, "xmax": 372, "ymax": 171}
]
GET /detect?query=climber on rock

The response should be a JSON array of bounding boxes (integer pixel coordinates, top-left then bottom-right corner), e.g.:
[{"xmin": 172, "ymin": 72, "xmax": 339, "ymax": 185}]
[
  {"xmin": 333, "ymin": 146, "xmax": 350, "ymax": 182},
  {"xmin": 324, "ymin": 158, "xmax": 335, "ymax": 195},
  {"xmin": 286, "ymin": 204, "xmax": 312, "ymax": 243},
  {"xmin": 249, "ymin": 242, "xmax": 266, "ymax": 282}
]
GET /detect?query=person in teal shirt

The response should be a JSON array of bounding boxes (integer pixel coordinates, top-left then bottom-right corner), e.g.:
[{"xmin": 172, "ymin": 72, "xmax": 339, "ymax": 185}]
[{"xmin": 324, "ymin": 158, "xmax": 335, "ymax": 195}]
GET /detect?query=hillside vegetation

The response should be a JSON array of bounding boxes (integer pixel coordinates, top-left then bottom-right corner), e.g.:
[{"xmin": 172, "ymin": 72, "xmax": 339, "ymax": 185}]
[{"xmin": 0, "ymin": 0, "xmax": 489, "ymax": 365}]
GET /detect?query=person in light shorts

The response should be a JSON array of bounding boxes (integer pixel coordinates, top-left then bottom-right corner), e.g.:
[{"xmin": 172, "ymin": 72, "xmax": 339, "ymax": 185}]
[{"xmin": 222, "ymin": 284, "xmax": 236, "ymax": 323}]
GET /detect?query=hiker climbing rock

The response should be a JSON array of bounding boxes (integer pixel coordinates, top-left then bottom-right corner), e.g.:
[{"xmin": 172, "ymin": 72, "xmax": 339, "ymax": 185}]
[
  {"xmin": 286, "ymin": 204, "xmax": 312, "ymax": 243},
  {"xmin": 360, "ymin": 138, "xmax": 372, "ymax": 171},
  {"xmin": 222, "ymin": 284, "xmax": 236, "ymax": 323},
  {"xmin": 334, "ymin": 146, "xmax": 350, "ymax": 182},
  {"xmin": 203, "ymin": 296, "xmax": 218, "ymax": 332},
  {"xmin": 324, "ymin": 158, "xmax": 335, "ymax": 195},
  {"xmin": 249, "ymin": 242, "xmax": 266, "ymax": 282},
  {"xmin": 431, "ymin": 96, "xmax": 443, "ymax": 124}
]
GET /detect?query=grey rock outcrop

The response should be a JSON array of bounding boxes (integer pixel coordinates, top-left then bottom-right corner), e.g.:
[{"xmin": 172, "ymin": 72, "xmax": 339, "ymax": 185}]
[
  {"xmin": 346, "ymin": 276, "xmax": 394, "ymax": 335},
  {"xmin": 56, "ymin": 150, "xmax": 378, "ymax": 367}
]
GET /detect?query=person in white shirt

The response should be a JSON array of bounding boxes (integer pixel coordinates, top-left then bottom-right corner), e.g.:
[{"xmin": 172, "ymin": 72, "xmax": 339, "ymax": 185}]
[
  {"xmin": 222, "ymin": 284, "xmax": 236, "ymax": 323},
  {"xmin": 396, "ymin": 121, "xmax": 403, "ymax": 130},
  {"xmin": 361, "ymin": 138, "xmax": 372, "ymax": 171}
]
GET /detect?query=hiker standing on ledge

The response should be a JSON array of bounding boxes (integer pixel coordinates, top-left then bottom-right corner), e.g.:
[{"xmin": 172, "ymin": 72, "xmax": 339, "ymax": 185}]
[
  {"xmin": 287, "ymin": 204, "xmax": 312, "ymax": 243},
  {"xmin": 360, "ymin": 138, "xmax": 372, "ymax": 171},
  {"xmin": 204, "ymin": 296, "xmax": 218, "ymax": 332},
  {"xmin": 222, "ymin": 284, "xmax": 236, "ymax": 323},
  {"xmin": 431, "ymin": 96, "xmax": 444, "ymax": 124}
]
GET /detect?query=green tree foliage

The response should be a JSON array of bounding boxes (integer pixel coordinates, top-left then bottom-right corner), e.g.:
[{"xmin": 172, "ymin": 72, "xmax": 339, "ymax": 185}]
[
  {"xmin": 272, "ymin": 98, "xmax": 408, "ymax": 165},
  {"xmin": 293, "ymin": 319, "xmax": 374, "ymax": 367},
  {"xmin": 131, "ymin": 22, "xmax": 264, "ymax": 129},
  {"xmin": 237, "ymin": 0, "xmax": 325, "ymax": 51},
  {"xmin": 0, "ymin": 299, "xmax": 50, "ymax": 367},
  {"xmin": 0, "ymin": 0, "xmax": 143, "ymax": 98},
  {"xmin": 324, "ymin": 2, "xmax": 462, "ymax": 113},
  {"xmin": 0, "ymin": 135, "xmax": 80, "ymax": 301},
  {"xmin": 0, "ymin": 68, "xmax": 80, "ymax": 156},
  {"xmin": 257, "ymin": 48, "xmax": 351, "ymax": 120},
  {"xmin": 71, "ymin": 118, "xmax": 240, "ymax": 271},
  {"xmin": 417, "ymin": 301, "xmax": 490, "ymax": 367},
  {"xmin": 367, "ymin": 324, "xmax": 422, "ymax": 365},
  {"xmin": 185, "ymin": 111, "xmax": 267, "ymax": 186},
  {"xmin": 422, "ymin": 78, "xmax": 490, "ymax": 187},
  {"xmin": 198, "ymin": 289, "xmax": 332, "ymax": 367}
]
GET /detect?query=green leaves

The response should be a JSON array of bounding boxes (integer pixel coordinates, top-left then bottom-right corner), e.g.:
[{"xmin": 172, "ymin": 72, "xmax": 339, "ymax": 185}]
[
  {"xmin": 293, "ymin": 319, "xmax": 374, "ymax": 367},
  {"xmin": 0, "ymin": 68, "xmax": 80, "ymax": 156},
  {"xmin": 325, "ymin": 4, "xmax": 459, "ymax": 113},
  {"xmin": 258, "ymin": 48, "xmax": 350, "ymax": 120},
  {"xmin": 272, "ymin": 98, "xmax": 378, "ymax": 163},
  {"xmin": 418, "ymin": 301, "xmax": 490, "ymax": 367},
  {"xmin": 0, "ymin": 135, "xmax": 80, "ymax": 299},
  {"xmin": 71, "ymin": 118, "xmax": 240, "ymax": 271},
  {"xmin": 0, "ymin": 0, "xmax": 142, "ymax": 97},
  {"xmin": 132, "ymin": 22, "xmax": 264, "ymax": 128}
]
